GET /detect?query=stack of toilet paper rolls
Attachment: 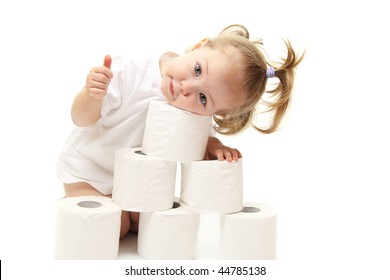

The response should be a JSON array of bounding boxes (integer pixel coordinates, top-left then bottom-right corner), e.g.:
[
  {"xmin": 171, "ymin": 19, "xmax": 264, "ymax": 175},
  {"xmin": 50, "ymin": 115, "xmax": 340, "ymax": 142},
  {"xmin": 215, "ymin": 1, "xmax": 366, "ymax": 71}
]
[
  {"xmin": 114, "ymin": 100, "xmax": 277, "ymax": 260},
  {"xmin": 54, "ymin": 100, "xmax": 277, "ymax": 260}
]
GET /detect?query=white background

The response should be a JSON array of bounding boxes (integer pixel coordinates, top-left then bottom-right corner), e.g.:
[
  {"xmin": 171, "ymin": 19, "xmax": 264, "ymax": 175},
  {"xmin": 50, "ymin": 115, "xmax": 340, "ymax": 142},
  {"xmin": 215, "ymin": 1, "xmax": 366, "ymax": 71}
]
[{"xmin": 1, "ymin": 0, "xmax": 389, "ymax": 279}]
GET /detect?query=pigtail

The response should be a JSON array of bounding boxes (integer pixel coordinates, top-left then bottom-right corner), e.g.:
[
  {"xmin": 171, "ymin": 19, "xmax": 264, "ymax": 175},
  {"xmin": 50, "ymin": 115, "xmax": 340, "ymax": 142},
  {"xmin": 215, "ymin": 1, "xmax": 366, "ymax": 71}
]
[
  {"xmin": 210, "ymin": 24, "xmax": 304, "ymax": 135},
  {"xmin": 219, "ymin": 24, "xmax": 250, "ymax": 39},
  {"xmin": 254, "ymin": 40, "xmax": 304, "ymax": 134}
]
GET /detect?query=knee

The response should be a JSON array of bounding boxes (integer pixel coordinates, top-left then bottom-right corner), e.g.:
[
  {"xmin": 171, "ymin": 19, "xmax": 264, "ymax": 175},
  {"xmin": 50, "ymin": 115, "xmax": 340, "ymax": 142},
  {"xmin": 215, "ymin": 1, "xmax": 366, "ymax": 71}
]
[{"xmin": 63, "ymin": 182, "xmax": 104, "ymax": 197}]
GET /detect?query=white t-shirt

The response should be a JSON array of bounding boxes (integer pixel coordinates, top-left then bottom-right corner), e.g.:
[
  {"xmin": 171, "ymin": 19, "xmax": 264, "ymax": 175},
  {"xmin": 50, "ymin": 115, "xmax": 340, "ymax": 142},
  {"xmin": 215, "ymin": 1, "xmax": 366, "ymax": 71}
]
[{"xmin": 57, "ymin": 55, "xmax": 165, "ymax": 195}]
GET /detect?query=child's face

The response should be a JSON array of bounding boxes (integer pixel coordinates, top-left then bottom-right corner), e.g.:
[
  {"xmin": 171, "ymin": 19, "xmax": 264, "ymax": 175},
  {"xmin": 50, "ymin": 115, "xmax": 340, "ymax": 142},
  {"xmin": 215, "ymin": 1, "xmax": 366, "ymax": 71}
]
[{"xmin": 160, "ymin": 46, "xmax": 246, "ymax": 116}]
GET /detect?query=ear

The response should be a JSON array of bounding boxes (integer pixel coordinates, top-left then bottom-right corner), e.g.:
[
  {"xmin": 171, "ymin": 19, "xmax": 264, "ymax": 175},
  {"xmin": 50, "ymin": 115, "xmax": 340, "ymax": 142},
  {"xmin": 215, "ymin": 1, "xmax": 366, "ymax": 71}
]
[{"xmin": 185, "ymin": 37, "xmax": 210, "ymax": 54}]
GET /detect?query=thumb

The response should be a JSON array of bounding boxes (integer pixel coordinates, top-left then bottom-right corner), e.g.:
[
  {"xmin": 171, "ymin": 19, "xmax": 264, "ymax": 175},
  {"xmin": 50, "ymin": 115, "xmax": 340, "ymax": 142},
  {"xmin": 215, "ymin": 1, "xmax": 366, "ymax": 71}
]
[{"xmin": 103, "ymin": 55, "xmax": 112, "ymax": 69}]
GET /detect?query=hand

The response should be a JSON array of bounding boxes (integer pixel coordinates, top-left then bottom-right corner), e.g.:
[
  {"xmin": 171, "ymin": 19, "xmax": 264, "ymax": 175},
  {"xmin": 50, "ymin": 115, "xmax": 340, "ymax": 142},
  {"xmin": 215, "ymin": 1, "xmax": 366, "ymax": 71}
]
[
  {"xmin": 204, "ymin": 136, "xmax": 242, "ymax": 162},
  {"xmin": 85, "ymin": 55, "xmax": 113, "ymax": 99}
]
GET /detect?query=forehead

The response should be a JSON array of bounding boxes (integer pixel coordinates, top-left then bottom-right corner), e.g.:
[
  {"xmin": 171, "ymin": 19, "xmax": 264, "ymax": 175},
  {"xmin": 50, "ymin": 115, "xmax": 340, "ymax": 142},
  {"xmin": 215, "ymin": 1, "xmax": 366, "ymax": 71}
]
[
  {"xmin": 196, "ymin": 46, "xmax": 238, "ymax": 68},
  {"xmin": 196, "ymin": 47, "xmax": 247, "ymax": 113},
  {"xmin": 192, "ymin": 46, "xmax": 240, "ymax": 85}
]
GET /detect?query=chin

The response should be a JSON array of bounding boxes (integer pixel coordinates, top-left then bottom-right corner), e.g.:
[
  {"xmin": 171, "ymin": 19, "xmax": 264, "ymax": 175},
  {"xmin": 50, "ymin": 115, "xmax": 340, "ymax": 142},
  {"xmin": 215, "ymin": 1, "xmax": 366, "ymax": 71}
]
[
  {"xmin": 160, "ymin": 90, "xmax": 171, "ymax": 102},
  {"xmin": 167, "ymin": 100, "xmax": 177, "ymax": 107}
]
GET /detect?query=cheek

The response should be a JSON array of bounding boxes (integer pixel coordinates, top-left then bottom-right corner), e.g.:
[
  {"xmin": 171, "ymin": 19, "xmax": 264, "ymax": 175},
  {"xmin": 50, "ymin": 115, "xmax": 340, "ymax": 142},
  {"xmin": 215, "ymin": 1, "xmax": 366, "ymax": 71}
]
[
  {"xmin": 169, "ymin": 98, "xmax": 195, "ymax": 113},
  {"xmin": 169, "ymin": 98, "xmax": 210, "ymax": 116},
  {"xmin": 161, "ymin": 78, "xmax": 172, "ymax": 102},
  {"xmin": 164, "ymin": 60, "xmax": 178, "ymax": 76},
  {"xmin": 168, "ymin": 98, "xmax": 186, "ymax": 109}
]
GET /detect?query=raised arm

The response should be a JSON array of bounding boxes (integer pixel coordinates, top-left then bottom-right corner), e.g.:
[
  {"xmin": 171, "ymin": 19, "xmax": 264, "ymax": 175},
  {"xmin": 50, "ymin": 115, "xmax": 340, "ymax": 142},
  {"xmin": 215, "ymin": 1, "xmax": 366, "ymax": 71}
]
[{"xmin": 71, "ymin": 55, "xmax": 113, "ymax": 127}]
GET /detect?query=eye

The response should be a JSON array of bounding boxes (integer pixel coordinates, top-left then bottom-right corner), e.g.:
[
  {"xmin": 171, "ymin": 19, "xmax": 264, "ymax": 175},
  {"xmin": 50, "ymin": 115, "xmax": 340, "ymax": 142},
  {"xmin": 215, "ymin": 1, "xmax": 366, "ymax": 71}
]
[
  {"xmin": 199, "ymin": 93, "xmax": 207, "ymax": 106},
  {"xmin": 194, "ymin": 64, "xmax": 202, "ymax": 77}
]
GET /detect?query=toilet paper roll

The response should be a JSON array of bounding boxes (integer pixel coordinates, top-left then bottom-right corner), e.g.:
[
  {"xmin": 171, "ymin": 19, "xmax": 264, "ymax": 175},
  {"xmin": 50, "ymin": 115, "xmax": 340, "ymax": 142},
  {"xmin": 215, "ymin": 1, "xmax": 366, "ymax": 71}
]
[
  {"xmin": 137, "ymin": 200, "xmax": 200, "ymax": 260},
  {"xmin": 180, "ymin": 159, "xmax": 243, "ymax": 214},
  {"xmin": 54, "ymin": 196, "xmax": 121, "ymax": 260},
  {"xmin": 141, "ymin": 100, "xmax": 211, "ymax": 162},
  {"xmin": 219, "ymin": 202, "xmax": 277, "ymax": 260},
  {"xmin": 113, "ymin": 147, "xmax": 177, "ymax": 212},
  {"xmin": 196, "ymin": 214, "xmax": 221, "ymax": 259}
]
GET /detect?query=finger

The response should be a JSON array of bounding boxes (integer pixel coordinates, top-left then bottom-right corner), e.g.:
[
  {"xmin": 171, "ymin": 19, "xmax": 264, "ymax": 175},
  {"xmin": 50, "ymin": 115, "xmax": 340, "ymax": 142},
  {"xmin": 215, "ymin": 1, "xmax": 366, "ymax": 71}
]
[
  {"xmin": 223, "ymin": 149, "xmax": 233, "ymax": 162},
  {"xmin": 230, "ymin": 148, "xmax": 241, "ymax": 161},
  {"xmin": 103, "ymin": 55, "xmax": 112, "ymax": 69},
  {"xmin": 87, "ymin": 81, "xmax": 108, "ymax": 91},
  {"xmin": 87, "ymin": 73, "xmax": 110, "ymax": 88},
  {"xmin": 91, "ymin": 72, "xmax": 111, "ymax": 85},
  {"xmin": 215, "ymin": 149, "xmax": 225, "ymax": 161},
  {"xmin": 87, "ymin": 71, "xmax": 111, "ymax": 88}
]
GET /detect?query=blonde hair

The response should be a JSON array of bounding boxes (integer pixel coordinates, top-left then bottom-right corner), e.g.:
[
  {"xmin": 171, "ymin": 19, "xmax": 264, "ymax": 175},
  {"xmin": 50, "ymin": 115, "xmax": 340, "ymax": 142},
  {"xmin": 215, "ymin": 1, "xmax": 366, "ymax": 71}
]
[{"xmin": 207, "ymin": 24, "xmax": 304, "ymax": 135}]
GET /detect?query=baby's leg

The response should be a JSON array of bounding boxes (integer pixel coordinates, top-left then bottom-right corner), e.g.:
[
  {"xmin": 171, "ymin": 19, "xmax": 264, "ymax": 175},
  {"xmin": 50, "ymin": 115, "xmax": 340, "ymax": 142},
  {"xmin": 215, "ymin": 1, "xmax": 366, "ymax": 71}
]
[
  {"xmin": 130, "ymin": 212, "xmax": 139, "ymax": 233},
  {"xmin": 63, "ymin": 182, "xmax": 130, "ymax": 239}
]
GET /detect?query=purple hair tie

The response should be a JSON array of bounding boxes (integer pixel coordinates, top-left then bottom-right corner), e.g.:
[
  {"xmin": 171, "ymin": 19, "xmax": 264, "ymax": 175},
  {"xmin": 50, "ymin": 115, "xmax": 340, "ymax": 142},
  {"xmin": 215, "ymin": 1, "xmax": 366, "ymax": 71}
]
[{"xmin": 266, "ymin": 66, "xmax": 275, "ymax": 78}]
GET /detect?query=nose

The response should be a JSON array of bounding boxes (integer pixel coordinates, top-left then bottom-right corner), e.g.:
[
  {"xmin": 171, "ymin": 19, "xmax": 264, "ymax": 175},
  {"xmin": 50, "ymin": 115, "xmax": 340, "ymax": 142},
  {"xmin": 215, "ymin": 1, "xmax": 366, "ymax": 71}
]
[{"xmin": 180, "ymin": 80, "xmax": 195, "ymax": 97}]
